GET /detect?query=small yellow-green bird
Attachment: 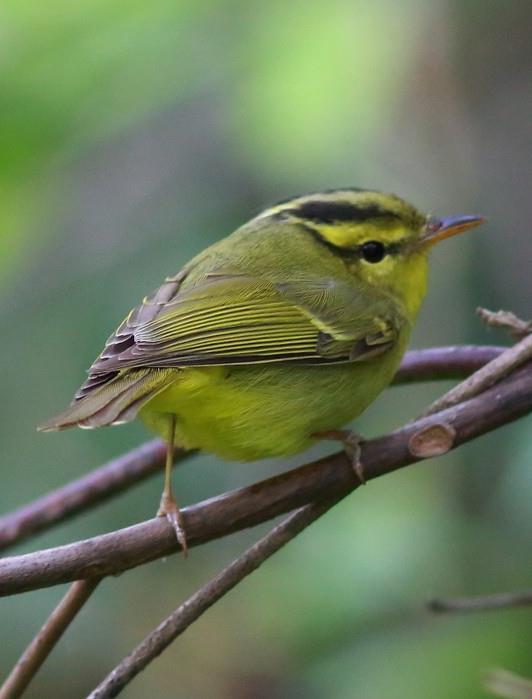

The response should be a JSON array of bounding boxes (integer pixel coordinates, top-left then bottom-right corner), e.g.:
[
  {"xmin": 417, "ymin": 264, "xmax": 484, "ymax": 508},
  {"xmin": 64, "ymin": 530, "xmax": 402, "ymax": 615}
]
[{"xmin": 39, "ymin": 189, "xmax": 484, "ymax": 551}]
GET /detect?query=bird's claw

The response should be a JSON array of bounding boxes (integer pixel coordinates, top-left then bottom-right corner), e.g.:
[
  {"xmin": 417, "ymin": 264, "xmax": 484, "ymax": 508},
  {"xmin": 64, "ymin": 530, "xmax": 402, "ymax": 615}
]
[
  {"xmin": 157, "ymin": 492, "xmax": 188, "ymax": 556},
  {"xmin": 313, "ymin": 429, "xmax": 366, "ymax": 485},
  {"xmin": 342, "ymin": 431, "xmax": 366, "ymax": 485}
]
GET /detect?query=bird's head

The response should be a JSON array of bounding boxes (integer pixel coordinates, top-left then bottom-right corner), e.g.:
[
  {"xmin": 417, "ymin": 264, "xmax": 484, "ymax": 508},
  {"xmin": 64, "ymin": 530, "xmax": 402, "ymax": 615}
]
[{"xmin": 260, "ymin": 188, "xmax": 485, "ymax": 317}]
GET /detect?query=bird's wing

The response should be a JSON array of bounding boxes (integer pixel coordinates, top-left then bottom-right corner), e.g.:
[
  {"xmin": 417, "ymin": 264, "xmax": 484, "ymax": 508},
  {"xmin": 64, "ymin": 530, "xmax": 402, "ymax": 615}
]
[{"xmin": 86, "ymin": 272, "xmax": 404, "ymax": 376}]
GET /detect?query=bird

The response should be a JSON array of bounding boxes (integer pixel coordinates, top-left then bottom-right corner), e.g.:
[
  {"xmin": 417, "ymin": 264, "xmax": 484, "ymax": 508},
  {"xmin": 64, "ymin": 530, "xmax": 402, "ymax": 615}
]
[{"xmin": 39, "ymin": 188, "xmax": 484, "ymax": 552}]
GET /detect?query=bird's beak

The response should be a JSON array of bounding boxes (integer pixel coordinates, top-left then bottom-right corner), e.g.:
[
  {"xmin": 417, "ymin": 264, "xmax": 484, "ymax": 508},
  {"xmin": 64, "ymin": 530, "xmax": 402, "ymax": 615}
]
[{"xmin": 420, "ymin": 214, "xmax": 486, "ymax": 247}]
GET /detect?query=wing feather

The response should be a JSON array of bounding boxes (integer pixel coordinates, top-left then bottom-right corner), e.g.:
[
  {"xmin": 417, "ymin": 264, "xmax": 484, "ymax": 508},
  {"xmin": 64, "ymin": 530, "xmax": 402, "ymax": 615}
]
[{"xmin": 88, "ymin": 273, "xmax": 403, "ymax": 373}]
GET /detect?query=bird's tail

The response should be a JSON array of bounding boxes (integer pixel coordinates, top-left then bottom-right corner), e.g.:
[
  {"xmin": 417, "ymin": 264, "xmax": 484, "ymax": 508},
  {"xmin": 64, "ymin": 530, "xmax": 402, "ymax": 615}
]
[{"xmin": 38, "ymin": 369, "xmax": 175, "ymax": 431}]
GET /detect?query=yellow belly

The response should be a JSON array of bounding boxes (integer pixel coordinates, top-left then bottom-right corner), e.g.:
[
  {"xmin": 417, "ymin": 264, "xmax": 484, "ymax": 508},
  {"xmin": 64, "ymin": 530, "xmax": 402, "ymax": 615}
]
[{"xmin": 139, "ymin": 343, "xmax": 405, "ymax": 462}]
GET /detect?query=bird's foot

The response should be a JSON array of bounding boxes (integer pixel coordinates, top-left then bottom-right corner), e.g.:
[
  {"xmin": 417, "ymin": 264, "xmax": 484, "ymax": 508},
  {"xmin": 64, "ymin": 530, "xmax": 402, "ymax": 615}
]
[
  {"xmin": 313, "ymin": 429, "xmax": 366, "ymax": 485},
  {"xmin": 157, "ymin": 491, "xmax": 188, "ymax": 556}
]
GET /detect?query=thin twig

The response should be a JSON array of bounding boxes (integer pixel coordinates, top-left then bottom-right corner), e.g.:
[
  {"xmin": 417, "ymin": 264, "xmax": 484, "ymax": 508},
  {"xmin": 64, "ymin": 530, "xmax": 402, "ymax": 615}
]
[
  {"xmin": 0, "ymin": 346, "xmax": 504, "ymax": 554},
  {"xmin": 88, "ymin": 499, "xmax": 339, "ymax": 698},
  {"xmin": 418, "ymin": 326, "xmax": 532, "ymax": 620},
  {"xmin": 88, "ymin": 342, "xmax": 523, "ymax": 696},
  {"xmin": 89, "ymin": 342, "xmax": 527, "ymax": 696},
  {"xmin": 1, "ymin": 359, "xmax": 530, "ymax": 597},
  {"xmin": 428, "ymin": 590, "xmax": 532, "ymax": 614},
  {"xmin": 0, "ymin": 345, "xmax": 528, "ymax": 696},
  {"xmin": 0, "ymin": 578, "xmax": 101, "ymax": 699},
  {"xmin": 0, "ymin": 344, "xmax": 509, "ymax": 697},
  {"xmin": 0, "ymin": 440, "xmax": 185, "ymax": 552},
  {"xmin": 419, "ymin": 334, "xmax": 532, "ymax": 417},
  {"xmin": 477, "ymin": 307, "xmax": 532, "ymax": 340}
]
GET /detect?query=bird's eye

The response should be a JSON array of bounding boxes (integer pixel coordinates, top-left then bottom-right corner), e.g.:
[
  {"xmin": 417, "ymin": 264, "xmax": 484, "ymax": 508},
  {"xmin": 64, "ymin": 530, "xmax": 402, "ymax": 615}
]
[{"xmin": 361, "ymin": 241, "xmax": 386, "ymax": 263}]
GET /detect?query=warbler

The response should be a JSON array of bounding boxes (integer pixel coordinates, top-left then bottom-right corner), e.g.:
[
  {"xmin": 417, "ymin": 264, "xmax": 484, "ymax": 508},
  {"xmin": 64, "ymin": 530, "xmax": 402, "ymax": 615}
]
[{"xmin": 39, "ymin": 189, "xmax": 484, "ymax": 551}]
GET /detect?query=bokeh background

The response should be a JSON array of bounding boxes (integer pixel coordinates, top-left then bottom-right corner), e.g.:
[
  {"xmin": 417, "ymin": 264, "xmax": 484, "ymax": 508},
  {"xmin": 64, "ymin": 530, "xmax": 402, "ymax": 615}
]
[{"xmin": 1, "ymin": 1, "xmax": 531, "ymax": 697}]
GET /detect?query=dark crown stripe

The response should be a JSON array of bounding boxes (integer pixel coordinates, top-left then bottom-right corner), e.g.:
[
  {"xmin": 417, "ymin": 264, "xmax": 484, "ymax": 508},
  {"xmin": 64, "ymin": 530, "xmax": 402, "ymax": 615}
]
[
  {"xmin": 286, "ymin": 200, "xmax": 400, "ymax": 225},
  {"xmin": 272, "ymin": 187, "xmax": 366, "ymax": 208}
]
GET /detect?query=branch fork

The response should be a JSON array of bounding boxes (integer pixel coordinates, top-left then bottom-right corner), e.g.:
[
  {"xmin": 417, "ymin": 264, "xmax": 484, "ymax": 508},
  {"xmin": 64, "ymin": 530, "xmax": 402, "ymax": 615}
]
[{"xmin": 1, "ymin": 342, "xmax": 531, "ymax": 698}]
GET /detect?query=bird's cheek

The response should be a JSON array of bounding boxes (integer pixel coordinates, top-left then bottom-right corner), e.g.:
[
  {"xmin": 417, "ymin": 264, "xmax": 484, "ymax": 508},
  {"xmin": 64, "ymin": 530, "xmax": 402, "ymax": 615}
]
[{"xmin": 357, "ymin": 256, "xmax": 395, "ymax": 281}]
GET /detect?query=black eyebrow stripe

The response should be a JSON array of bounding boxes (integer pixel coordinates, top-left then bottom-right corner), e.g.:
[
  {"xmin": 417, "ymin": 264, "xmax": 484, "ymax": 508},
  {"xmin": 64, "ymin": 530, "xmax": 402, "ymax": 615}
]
[{"xmin": 285, "ymin": 200, "xmax": 399, "ymax": 225}]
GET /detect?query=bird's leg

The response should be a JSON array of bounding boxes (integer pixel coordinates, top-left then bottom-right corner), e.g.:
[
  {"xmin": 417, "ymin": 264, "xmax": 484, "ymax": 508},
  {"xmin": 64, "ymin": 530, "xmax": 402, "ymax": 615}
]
[
  {"xmin": 313, "ymin": 429, "xmax": 366, "ymax": 485},
  {"xmin": 157, "ymin": 414, "xmax": 188, "ymax": 555}
]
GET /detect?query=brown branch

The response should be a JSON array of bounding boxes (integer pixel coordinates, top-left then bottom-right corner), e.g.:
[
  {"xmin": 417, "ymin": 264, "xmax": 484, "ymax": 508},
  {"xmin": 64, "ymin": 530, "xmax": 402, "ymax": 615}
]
[
  {"xmin": 394, "ymin": 344, "xmax": 503, "ymax": 383},
  {"xmin": 1, "ymin": 358, "xmax": 529, "ymax": 597},
  {"xmin": 88, "ymin": 500, "xmax": 339, "ymax": 698},
  {"xmin": 88, "ymin": 342, "xmax": 525, "ymax": 696},
  {"xmin": 0, "ymin": 343, "xmax": 508, "ymax": 697},
  {"xmin": 0, "ymin": 578, "xmax": 101, "ymax": 699},
  {"xmin": 420, "ymin": 334, "xmax": 532, "ymax": 417},
  {"xmin": 0, "ymin": 441, "xmax": 190, "ymax": 553},
  {"xmin": 428, "ymin": 590, "xmax": 532, "ymax": 614},
  {"xmin": 0, "ymin": 345, "xmax": 504, "ymax": 555}
]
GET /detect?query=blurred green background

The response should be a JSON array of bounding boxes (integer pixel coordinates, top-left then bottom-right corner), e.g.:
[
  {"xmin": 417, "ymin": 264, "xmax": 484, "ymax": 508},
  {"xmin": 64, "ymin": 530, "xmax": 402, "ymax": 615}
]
[{"xmin": 1, "ymin": 0, "xmax": 531, "ymax": 696}]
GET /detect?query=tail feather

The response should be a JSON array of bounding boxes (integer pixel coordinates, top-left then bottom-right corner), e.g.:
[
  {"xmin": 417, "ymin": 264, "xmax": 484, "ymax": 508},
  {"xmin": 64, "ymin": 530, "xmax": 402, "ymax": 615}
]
[{"xmin": 38, "ymin": 369, "xmax": 175, "ymax": 432}]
